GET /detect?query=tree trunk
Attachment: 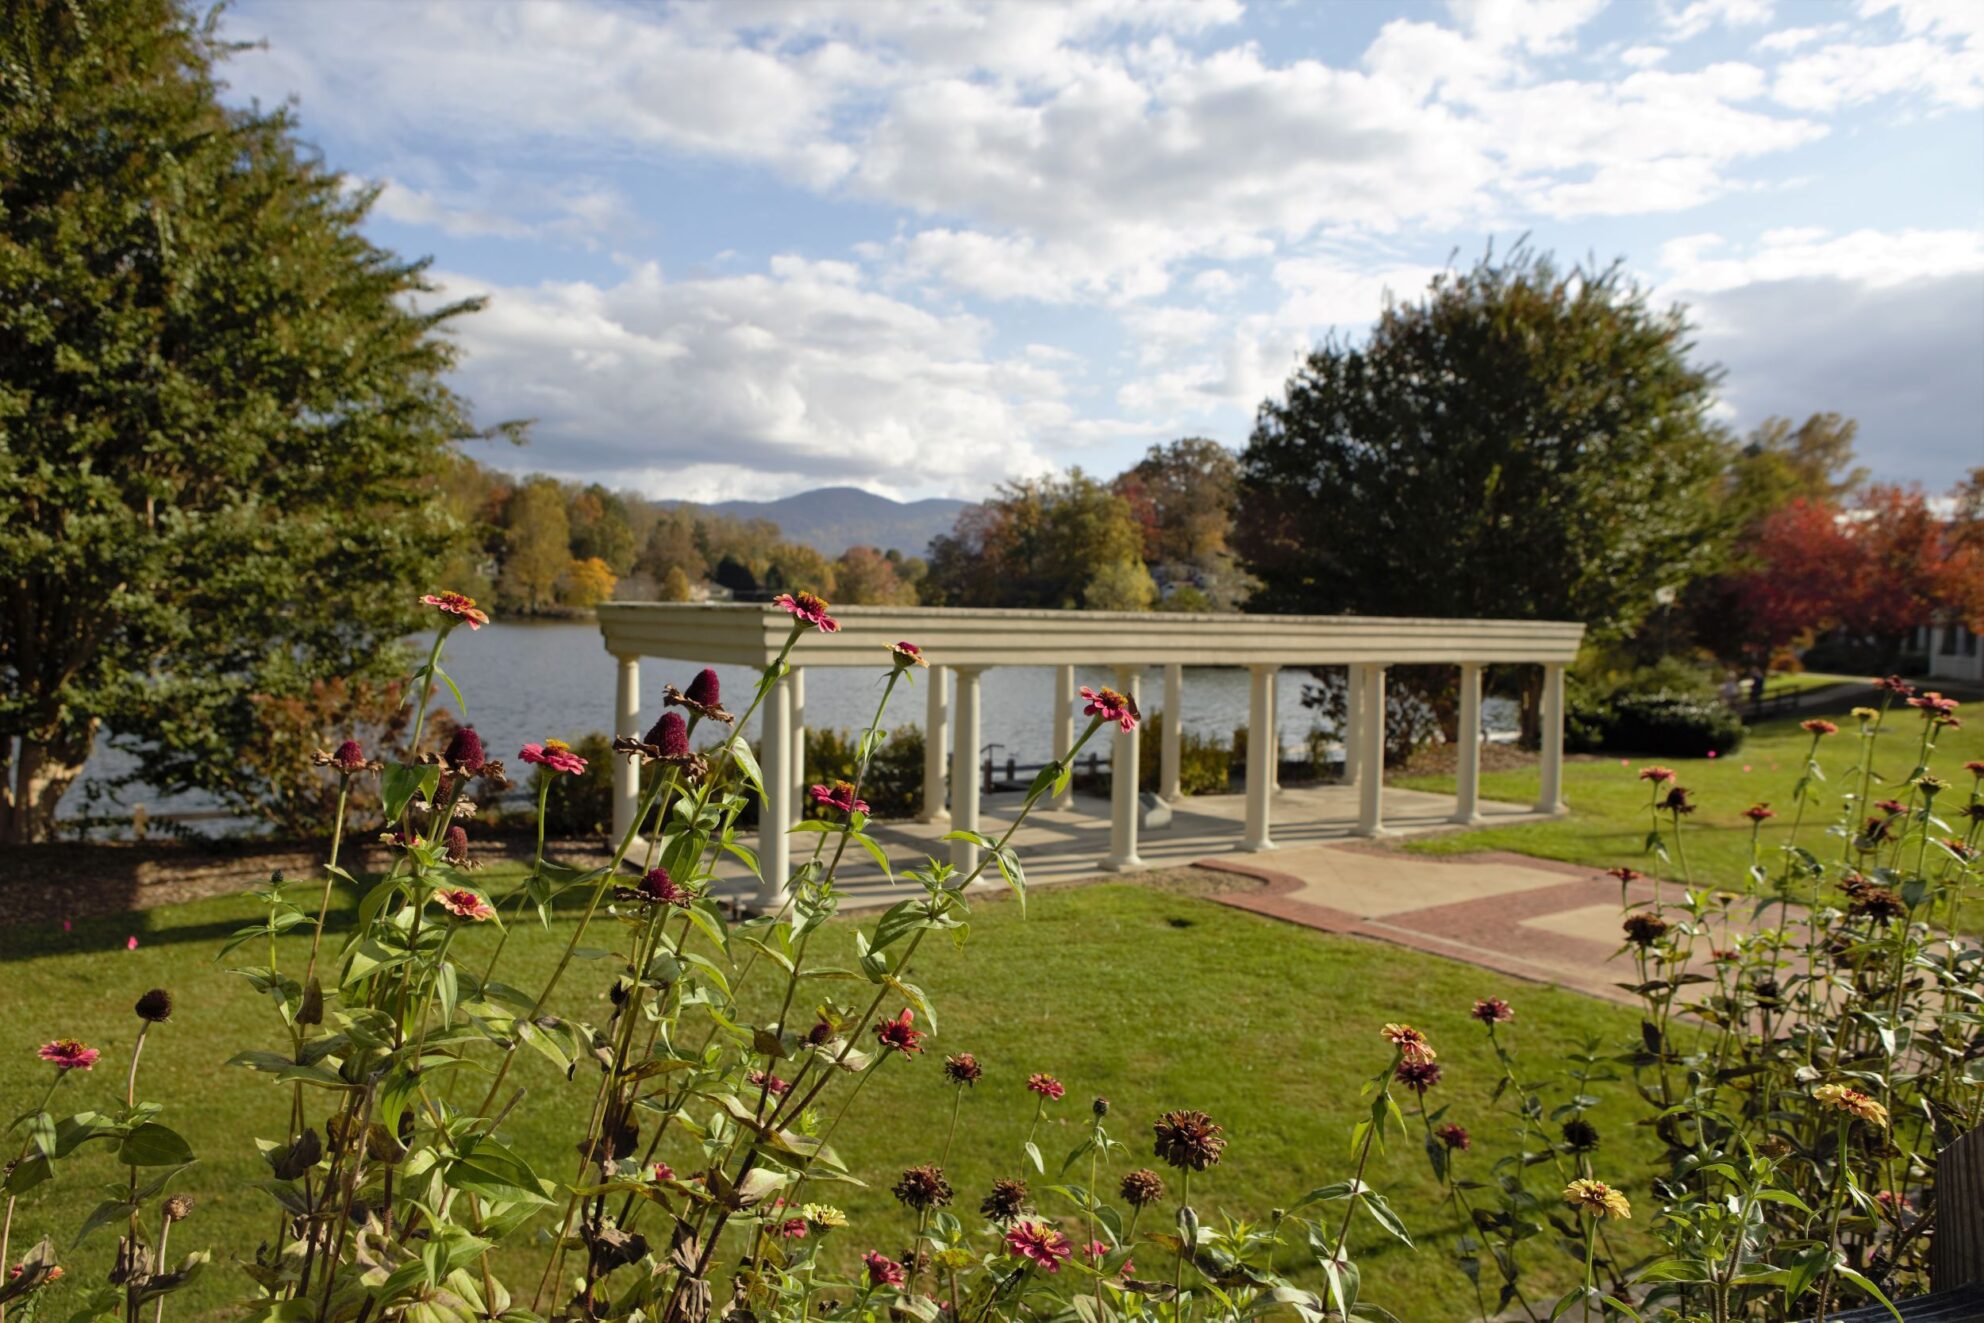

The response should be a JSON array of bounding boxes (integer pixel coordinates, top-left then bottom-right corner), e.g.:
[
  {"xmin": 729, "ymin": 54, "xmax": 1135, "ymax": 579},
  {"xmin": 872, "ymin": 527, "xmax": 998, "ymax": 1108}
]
[{"xmin": 1, "ymin": 720, "xmax": 97, "ymax": 843}]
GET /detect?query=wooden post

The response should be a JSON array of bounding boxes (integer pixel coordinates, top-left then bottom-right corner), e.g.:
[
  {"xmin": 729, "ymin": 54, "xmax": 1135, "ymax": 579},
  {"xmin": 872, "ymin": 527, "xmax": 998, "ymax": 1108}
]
[{"xmin": 1934, "ymin": 1125, "xmax": 1984, "ymax": 1290}]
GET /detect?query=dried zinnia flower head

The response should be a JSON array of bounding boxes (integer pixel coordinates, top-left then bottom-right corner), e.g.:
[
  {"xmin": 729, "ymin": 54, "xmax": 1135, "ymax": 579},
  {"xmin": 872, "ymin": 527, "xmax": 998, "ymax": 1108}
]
[
  {"xmin": 1080, "ymin": 685, "xmax": 1140, "ymax": 731},
  {"xmin": 38, "ymin": 1039, "xmax": 99, "ymax": 1071},
  {"xmin": 134, "ymin": 988, "xmax": 173, "ymax": 1023},
  {"xmin": 1119, "ymin": 1168, "xmax": 1165, "ymax": 1208},
  {"xmin": 774, "ymin": 591, "xmax": 840, "ymax": 633},
  {"xmin": 1435, "ymin": 1123, "xmax": 1471, "ymax": 1151},
  {"xmin": 1393, "ymin": 1060, "xmax": 1442, "ymax": 1095},
  {"xmin": 614, "ymin": 712, "xmax": 707, "ymax": 778},
  {"xmin": 1026, "ymin": 1073, "xmax": 1065, "ymax": 1100},
  {"xmin": 436, "ymin": 888, "xmax": 493, "ymax": 922},
  {"xmin": 980, "ymin": 1177, "xmax": 1030, "ymax": 1222},
  {"xmin": 889, "ymin": 640, "xmax": 927, "ymax": 668},
  {"xmin": 1563, "ymin": 1178, "xmax": 1631, "ymax": 1220},
  {"xmin": 444, "ymin": 825, "xmax": 472, "ymax": 867},
  {"xmin": 1005, "ymin": 1219, "xmax": 1073, "ymax": 1272},
  {"xmin": 1660, "ymin": 785, "xmax": 1696, "ymax": 815},
  {"xmin": 1092, "ymin": 1095, "xmax": 1110, "ymax": 1117},
  {"xmin": 664, "ymin": 669, "xmax": 734, "ymax": 724},
  {"xmin": 944, "ymin": 1053, "xmax": 982, "ymax": 1086},
  {"xmin": 421, "ymin": 591, "xmax": 489, "ymax": 630},
  {"xmin": 1623, "ymin": 912, "xmax": 1670, "ymax": 947},
  {"xmin": 162, "ymin": 1194, "xmax": 195, "ymax": 1223},
  {"xmin": 1381, "ymin": 1023, "xmax": 1436, "ymax": 1063},
  {"xmin": 1814, "ymin": 1083, "xmax": 1889, "ymax": 1128},
  {"xmin": 1561, "ymin": 1118, "xmax": 1600, "ymax": 1152},
  {"xmin": 875, "ymin": 1008, "xmax": 924, "ymax": 1055},
  {"xmin": 443, "ymin": 726, "xmax": 485, "ymax": 776},
  {"xmin": 1152, "ymin": 1108, "xmax": 1226, "ymax": 1171},
  {"xmin": 809, "ymin": 781, "xmax": 871, "ymax": 815},
  {"xmin": 520, "ymin": 739, "xmax": 588, "ymax": 776},
  {"xmin": 891, "ymin": 1164, "xmax": 953, "ymax": 1211},
  {"xmin": 1849, "ymin": 887, "xmax": 1907, "ymax": 923},
  {"xmin": 1471, "ymin": 997, "xmax": 1514, "ymax": 1025},
  {"xmin": 312, "ymin": 740, "xmax": 378, "ymax": 775}
]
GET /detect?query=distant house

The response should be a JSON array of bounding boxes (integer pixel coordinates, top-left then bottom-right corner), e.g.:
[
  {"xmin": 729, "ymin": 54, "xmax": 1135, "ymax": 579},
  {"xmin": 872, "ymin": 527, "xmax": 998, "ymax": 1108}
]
[{"xmin": 1922, "ymin": 618, "xmax": 1983, "ymax": 683}]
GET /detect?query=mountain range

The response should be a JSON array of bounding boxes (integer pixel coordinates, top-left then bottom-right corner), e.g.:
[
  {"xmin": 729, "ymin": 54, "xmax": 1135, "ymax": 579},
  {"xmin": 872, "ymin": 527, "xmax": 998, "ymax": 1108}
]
[{"xmin": 691, "ymin": 486, "xmax": 971, "ymax": 558}]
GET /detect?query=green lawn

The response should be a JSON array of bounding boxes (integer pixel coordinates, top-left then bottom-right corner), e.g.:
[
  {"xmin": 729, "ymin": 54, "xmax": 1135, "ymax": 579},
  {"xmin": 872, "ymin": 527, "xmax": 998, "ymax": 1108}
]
[
  {"xmin": 1, "ymin": 877, "xmax": 1657, "ymax": 1320},
  {"xmin": 1400, "ymin": 690, "xmax": 1981, "ymax": 890}
]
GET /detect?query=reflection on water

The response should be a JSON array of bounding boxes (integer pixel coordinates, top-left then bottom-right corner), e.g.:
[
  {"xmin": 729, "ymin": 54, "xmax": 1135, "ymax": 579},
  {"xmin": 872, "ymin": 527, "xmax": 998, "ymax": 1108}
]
[{"xmin": 79, "ymin": 620, "xmax": 1516, "ymax": 814}]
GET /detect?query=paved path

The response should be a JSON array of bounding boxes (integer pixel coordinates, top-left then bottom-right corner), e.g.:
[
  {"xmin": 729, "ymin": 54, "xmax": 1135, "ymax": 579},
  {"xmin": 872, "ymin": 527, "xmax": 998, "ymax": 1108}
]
[{"xmin": 1199, "ymin": 844, "xmax": 1706, "ymax": 1005}]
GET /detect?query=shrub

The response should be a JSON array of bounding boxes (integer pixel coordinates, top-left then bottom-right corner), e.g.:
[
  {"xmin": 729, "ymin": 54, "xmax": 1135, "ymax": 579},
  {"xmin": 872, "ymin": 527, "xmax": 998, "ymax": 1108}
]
[
  {"xmin": 1135, "ymin": 710, "xmax": 1232, "ymax": 794},
  {"xmin": 805, "ymin": 724, "xmax": 925, "ymax": 819},
  {"xmin": 1605, "ymin": 689, "xmax": 1745, "ymax": 757},
  {"xmin": 537, "ymin": 731, "xmax": 616, "ymax": 836}
]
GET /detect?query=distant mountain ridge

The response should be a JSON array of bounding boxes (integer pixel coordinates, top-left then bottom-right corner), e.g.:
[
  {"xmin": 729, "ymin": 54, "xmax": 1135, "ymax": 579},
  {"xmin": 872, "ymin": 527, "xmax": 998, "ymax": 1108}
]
[{"xmin": 687, "ymin": 486, "xmax": 970, "ymax": 558}]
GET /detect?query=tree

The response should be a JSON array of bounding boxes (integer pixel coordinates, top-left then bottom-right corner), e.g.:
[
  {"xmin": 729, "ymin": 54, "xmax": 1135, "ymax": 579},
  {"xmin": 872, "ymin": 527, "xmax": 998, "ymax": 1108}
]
[
  {"xmin": 834, "ymin": 545, "xmax": 918, "ymax": 605},
  {"xmin": 1687, "ymin": 499, "xmax": 1857, "ymax": 669},
  {"xmin": 1723, "ymin": 414, "xmax": 1866, "ymax": 526},
  {"xmin": 501, "ymin": 478, "xmax": 571, "ymax": 612},
  {"xmin": 0, "ymin": 0, "xmax": 495, "ymax": 840},
  {"xmin": 925, "ymin": 469, "xmax": 1145, "ymax": 607},
  {"xmin": 1083, "ymin": 560, "xmax": 1158, "ymax": 611},
  {"xmin": 659, "ymin": 565, "xmax": 695, "ymax": 602},
  {"xmin": 1237, "ymin": 245, "xmax": 1729, "ymax": 642},
  {"xmin": 568, "ymin": 483, "xmax": 636, "ymax": 575},
  {"xmin": 559, "ymin": 556, "xmax": 618, "ymax": 609}
]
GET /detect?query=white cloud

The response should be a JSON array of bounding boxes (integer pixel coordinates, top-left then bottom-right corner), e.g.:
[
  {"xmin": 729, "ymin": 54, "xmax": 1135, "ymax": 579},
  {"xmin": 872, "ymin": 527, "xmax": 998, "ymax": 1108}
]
[
  {"xmin": 1659, "ymin": 227, "xmax": 1984, "ymax": 294},
  {"xmin": 1620, "ymin": 45, "xmax": 1670, "ymax": 67},
  {"xmin": 1659, "ymin": 0, "xmax": 1775, "ymax": 41},
  {"xmin": 369, "ymin": 177, "xmax": 634, "ymax": 243},
  {"xmin": 1752, "ymin": 23, "xmax": 1847, "ymax": 52},
  {"xmin": 1772, "ymin": 34, "xmax": 1984, "ymax": 110},
  {"xmin": 432, "ymin": 259, "xmax": 1067, "ymax": 499}
]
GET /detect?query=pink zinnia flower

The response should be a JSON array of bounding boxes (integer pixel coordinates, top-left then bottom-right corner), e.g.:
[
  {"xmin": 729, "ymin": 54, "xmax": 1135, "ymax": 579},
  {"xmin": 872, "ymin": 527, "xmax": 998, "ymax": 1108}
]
[
  {"xmin": 1005, "ymin": 1219, "xmax": 1073, "ymax": 1272},
  {"xmin": 1079, "ymin": 685, "xmax": 1139, "ymax": 731},
  {"xmin": 652, "ymin": 1162, "xmax": 675, "ymax": 1181},
  {"xmin": 1382, "ymin": 1023, "xmax": 1436, "ymax": 1063},
  {"xmin": 436, "ymin": 888, "xmax": 494, "ymax": 922},
  {"xmin": 749, "ymin": 1069, "xmax": 790, "ymax": 1097},
  {"xmin": 888, "ymin": 640, "xmax": 927, "ymax": 668},
  {"xmin": 1638, "ymin": 766, "xmax": 1675, "ymax": 783},
  {"xmin": 1801, "ymin": 719, "xmax": 1838, "ymax": 736},
  {"xmin": 1873, "ymin": 675, "xmax": 1913, "ymax": 696},
  {"xmin": 862, "ymin": 1251, "xmax": 905, "ymax": 1288},
  {"xmin": 875, "ymin": 1008, "xmax": 925, "ymax": 1055},
  {"xmin": 1026, "ymin": 1073, "xmax": 1065, "ymax": 1101},
  {"xmin": 776, "ymin": 1217, "xmax": 808, "ymax": 1239},
  {"xmin": 520, "ymin": 739, "xmax": 588, "ymax": 776},
  {"xmin": 1875, "ymin": 798, "xmax": 1908, "ymax": 815},
  {"xmin": 808, "ymin": 780, "xmax": 871, "ymax": 815},
  {"xmin": 774, "ymin": 591, "xmax": 840, "ymax": 633},
  {"xmin": 421, "ymin": 592, "xmax": 489, "ymax": 630},
  {"xmin": 1909, "ymin": 691, "xmax": 1959, "ymax": 721},
  {"xmin": 38, "ymin": 1039, "xmax": 99, "ymax": 1072},
  {"xmin": 1743, "ymin": 803, "xmax": 1776, "ymax": 823},
  {"xmin": 126, "ymin": 935, "xmax": 138, "ymax": 951},
  {"xmin": 1471, "ymin": 997, "xmax": 1514, "ymax": 1025},
  {"xmin": 636, "ymin": 867, "xmax": 692, "ymax": 907}
]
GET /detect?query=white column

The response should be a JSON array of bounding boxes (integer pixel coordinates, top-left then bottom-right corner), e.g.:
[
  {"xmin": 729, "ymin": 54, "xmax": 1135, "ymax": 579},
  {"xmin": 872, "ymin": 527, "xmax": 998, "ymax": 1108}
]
[
  {"xmin": 1452, "ymin": 662, "xmax": 1483, "ymax": 825},
  {"xmin": 1052, "ymin": 664, "xmax": 1076, "ymax": 810},
  {"xmin": 1160, "ymin": 663, "xmax": 1183, "ymax": 803},
  {"xmin": 1103, "ymin": 667, "xmax": 1143, "ymax": 870},
  {"xmin": 1268, "ymin": 670, "xmax": 1282, "ymax": 791},
  {"xmin": 1243, "ymin": 665, "xmax": 1276, "ymax": 852},
  {"xmin": 756, "ymin": 673, "xmax": 793, "ymax": 910},
  {"xmin": 920, "ymin": 665, "xmax": 949, "ymax": 823},
  {"xmin": 789, "ymin": 666, "xmax": 807, "ymax": 823},
  {"xmin": 611, "ymin": 654, "xmax": 641, "ymax": 844},
  {"xmin": 1537, "ymin": 662, "xmax": 1567, "ymax": 815},
  {"xmin": 1355, "ymin": 664, "xmax": 1388, "ymax": 837},
  {"xmin": 1342, "ymin": 663, "xmax": 1363, "ymax": 786},
  {"xmin": 949, "ymin": 668, "xmax": 983, "ymax": 875}
]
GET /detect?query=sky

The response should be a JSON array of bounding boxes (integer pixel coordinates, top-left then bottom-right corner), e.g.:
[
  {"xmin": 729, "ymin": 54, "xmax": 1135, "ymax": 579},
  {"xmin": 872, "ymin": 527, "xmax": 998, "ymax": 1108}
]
[{"xmin": 219, "ymin": 0, "xmax": 1984, "ymax": 503}]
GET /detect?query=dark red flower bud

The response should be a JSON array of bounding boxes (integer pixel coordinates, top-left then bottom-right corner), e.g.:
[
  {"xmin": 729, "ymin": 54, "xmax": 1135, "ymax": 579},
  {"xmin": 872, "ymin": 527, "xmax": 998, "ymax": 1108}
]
[
  {"xmin": 444, "ymin": 825, "xmax": 470, "ymax": 865},
  {"xmin": 646, "ymin": 711, "xmax": 691, "ymax": 759},
  {"xmin": 685, "ymin": 668, "xmax": 720, "ymax": 709},
  {"xmin": 332, "ymin": 740, "xmax": 366, "ymax": 772},
  {"xmin": 444, "ymin": 727, "xmax": 485, "ymax": 775}
]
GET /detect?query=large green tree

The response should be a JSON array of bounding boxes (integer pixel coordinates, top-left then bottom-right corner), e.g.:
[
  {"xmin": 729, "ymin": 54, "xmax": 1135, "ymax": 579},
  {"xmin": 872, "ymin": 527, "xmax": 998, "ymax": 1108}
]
[
  {"xmin": 924, "ymin": 469, "xmax": 1147, "ymax": 608},
  {"xmin": 1236, "ymin": 246, "xmax": 1729, "ymax": 640},
  {"xmin": 0, "ymin": 0, "xmax": 493, "ymax": 840}
]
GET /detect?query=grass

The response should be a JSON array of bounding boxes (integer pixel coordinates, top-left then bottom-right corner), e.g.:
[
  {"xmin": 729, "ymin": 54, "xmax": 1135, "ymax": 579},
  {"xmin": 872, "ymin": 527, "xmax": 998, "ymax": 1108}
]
[
  {"xmin": 1, "ymin": 875, "xmax": 1660, "ymax": 1321},
  {"xmin": 1399, "ymin": 692, "xmax": 1982, "ymax": 893}
]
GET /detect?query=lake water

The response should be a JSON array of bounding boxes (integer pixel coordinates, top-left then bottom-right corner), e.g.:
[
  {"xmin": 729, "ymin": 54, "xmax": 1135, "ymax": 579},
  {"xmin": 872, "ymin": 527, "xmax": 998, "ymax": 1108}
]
[{"xmin": 77, "ymin": 620, "xmax": 1516, "ymax": 817}]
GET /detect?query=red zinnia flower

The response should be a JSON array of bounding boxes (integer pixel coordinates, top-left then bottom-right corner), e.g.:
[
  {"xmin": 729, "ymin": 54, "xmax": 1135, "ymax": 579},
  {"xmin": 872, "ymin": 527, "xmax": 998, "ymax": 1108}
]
[
  {"xmin": 1963, "ymin": 759, "xmax": 1984, "ymax": 775},
  {"xmin": 520, "ymin": 739, "xmax": 588, "ymax": 776},
  {"xmin": 862, "ymin": 1251, "xmax": 905, "ymax": 1288},
  {"xmin": 1004, "ymin": 1219, "xmax": 1073, "ymax": 1272},
  {"xmin": 421, "ymin": 592, "xmax": 489, "ymax": 630},
  {"xmin": 1026, "ymin": 1073, "xmax": 1065, "ymax": 1100},
  {"xmin": 1436, "ymin": 1122, "xmax": 1471, "ymax": 1151},
  {"xmin": 1638, "ymin": 766, "xmax": 1675, "ymax": 783},
  {"xmin": 875, "ymin": 1008, "xmax": 924, "ymax": 1055},
  {"xmin": 1873, "ymin": 674, "xmax": 1912, "ymax": 696},
  {"xmin": 38, "ymin": 1039, "xmax": 99, "ymax": 1072},
  {"xmin": 774, "ymin": 591, "xmax": 840, "ymax": 633},
  {"xmin": 776, "ymin": 1217, "xmax": 808, "ymax": 1239},
  {"xmin": 329, "ymin": 740, "xmax": 368, "ymax": 773},
  {"xmin": 436, "ymin": 888, "xmax": 493, "ymax": 922},
  {"xmin": 1606, "ymin": 866, "xmax": 1642, "ymax": 884},
  {"xmin": 653, "ymin": 1162, "xmax": 675, "ymax": 1181},
  {"xmin": 1079, "ymin": 685, "xmax": 1140, "ymax": 731},
  {"xmin": 889, "ymin": 640, "xmax": 927, "ymax": 668},
  {"xmin": 1394, "ymin": 1059, "xmax": 1443, "ymax": 1094},
  {"xmin": 1801, "ymin": 719, "xmax": 1838, "ymax": 736},
  {"xmin": 809, "ymin": 780, "xmax": 871, "ymax": 815},
  {"xmin": 638, "ymin": 867, "xmax": 692, "ymax": 907},
  {"xmin": 1471, "ymin": 997, "xmax": 1514, "ymax": 1025},
  {"xmin": 749, "ymin": 1069, "xmax": 791, "ymax": 1097},
  {"xmin": 1875, "ymin": 798, "xmax": 1908, "ymax": 815},
  {"xmin": 1743, "ymin": 803, "xmax": 1776, "ymax": 823}
]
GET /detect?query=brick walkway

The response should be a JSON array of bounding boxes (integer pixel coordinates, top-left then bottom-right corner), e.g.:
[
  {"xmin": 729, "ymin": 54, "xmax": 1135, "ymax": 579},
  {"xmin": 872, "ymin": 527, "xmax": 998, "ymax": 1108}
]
[{"xmin": 1197, "ymin": 844, "xmax": 1702, "ymax": 1005}]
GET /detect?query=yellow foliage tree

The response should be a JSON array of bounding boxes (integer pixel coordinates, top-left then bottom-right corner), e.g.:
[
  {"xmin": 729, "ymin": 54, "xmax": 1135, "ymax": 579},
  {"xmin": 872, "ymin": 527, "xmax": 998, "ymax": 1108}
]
[{"xmin": 559, "ymin": 556, "xmax": 617, "ymax": 609}]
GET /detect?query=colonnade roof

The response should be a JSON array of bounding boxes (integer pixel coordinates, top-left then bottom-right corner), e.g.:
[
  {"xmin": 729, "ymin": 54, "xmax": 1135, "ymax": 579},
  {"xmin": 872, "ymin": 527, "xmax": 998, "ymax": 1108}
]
[{"xmin": 597, "ymin": 602, "xmax": 1585, "ymax": 669}]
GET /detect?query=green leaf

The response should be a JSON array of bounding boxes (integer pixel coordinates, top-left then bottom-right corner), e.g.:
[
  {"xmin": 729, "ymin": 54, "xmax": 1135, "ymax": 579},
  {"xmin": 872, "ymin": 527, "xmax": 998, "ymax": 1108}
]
[
  {"xmin": 118, "ymin": 1122, "xmax": 195, "ymax": 1167},
  {"xmin": 382, "ymin": 764, "xmax": 439, "ymax": 822},
  {"xmin": 445, "ymin": 1140, "xmax": 552, "ymax": 1206},
  {"xmin": 731, "ymin": 738, "xmax": 767, "ymax": 802}
]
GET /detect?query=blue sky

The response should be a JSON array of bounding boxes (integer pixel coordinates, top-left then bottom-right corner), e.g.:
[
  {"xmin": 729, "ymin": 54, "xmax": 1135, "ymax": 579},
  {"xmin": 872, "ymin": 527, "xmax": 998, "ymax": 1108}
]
[{"xmin": 220, "ymin": 0, "xmax": 1984, "ymax": 502}]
